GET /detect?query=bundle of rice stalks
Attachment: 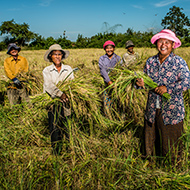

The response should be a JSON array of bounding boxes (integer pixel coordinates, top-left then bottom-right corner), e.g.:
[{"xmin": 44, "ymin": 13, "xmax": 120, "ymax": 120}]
[
  {"xmin": 17, "ymin": 71, "xmax": 43, "ymax": 94},
  {"xmin": 102, "ymin": 67, "xmax": 171, "ymax": 125},
  {"xmin": 108, "ymin": 67, "xmax": 171, "ymax": 102},
  {"xmin": 1, "ymin": 71, "xmax": 43, "ymax": 95},
  {"xmin": 31, "ymin": 76, "xmax": 102, "ymax": 120}
]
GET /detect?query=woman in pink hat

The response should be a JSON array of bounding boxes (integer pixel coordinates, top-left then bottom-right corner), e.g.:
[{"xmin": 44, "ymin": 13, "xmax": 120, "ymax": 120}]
[
  {"xmin": 136, "ymin": 29, "xmax": 190, "ymax": 163},
  {"xmin": 99, "ymin": 40, "xmax": 121, "ymax": 117}
]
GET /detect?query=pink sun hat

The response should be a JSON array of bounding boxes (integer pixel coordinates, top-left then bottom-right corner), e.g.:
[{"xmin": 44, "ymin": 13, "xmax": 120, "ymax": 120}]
[
  {"xmin": 151, "ymin": 29, "xmax": 181, "ymax": 49},
  {"xmin": 103, "ymin": 40, "xmax": 115, "ymax": 49}
]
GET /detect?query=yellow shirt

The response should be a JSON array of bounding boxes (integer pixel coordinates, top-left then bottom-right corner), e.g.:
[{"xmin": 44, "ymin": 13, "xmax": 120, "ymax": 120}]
[{"xmin": 4, "ymin": 55, "xmax": 29, "ymax": 80}]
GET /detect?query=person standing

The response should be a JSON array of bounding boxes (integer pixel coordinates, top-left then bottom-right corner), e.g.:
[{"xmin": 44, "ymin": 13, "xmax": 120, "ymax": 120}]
[
  {"xmin": 4, "ymin": 43, "xmax": 29, "ymax": 105},
  {"xmin": 99, "ymin": 40, "xmax": 121, "ymax": 117},
  {"xmin": 122, "ymin": 40, "xmax": 139, "ymax": 68},
  {"xmin": 136, "ymin": 29, "xmax": 190, "ymax": 163},
  {"xmin": 43, "ymin": 44, "xmax": 74, "ymax": 154}
]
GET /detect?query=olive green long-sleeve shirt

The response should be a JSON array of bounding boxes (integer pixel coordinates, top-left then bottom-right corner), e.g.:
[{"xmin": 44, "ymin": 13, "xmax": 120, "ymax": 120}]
[{"xmin": 4, "ymin": 55, "xmax": 29, "ymax": 80}]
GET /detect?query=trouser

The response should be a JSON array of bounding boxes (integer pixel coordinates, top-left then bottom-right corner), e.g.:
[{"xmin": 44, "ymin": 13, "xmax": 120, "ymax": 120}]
[
  {"xmin": 102, "ymin": 90, "xmax": 112, "ymax": 118},
  {"xmin": 7, "ymin": 88, "xmax": 29, "ymax": 105},
  {"xmin": 48, "ymin": 104, "xmax": 70, "ymax": 154},
  {"xmin": 144, "ymin": 109, "xmax": 184, "ymax": 160}
]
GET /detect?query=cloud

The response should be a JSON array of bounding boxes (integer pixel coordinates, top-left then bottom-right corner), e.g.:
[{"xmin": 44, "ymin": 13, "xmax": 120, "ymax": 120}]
[
  {"xmin": 132, "ymin": 5, "xmax": 144, "ymax": 10},
  {"xmin": 39, "ymin": 0, "xmax": 54, "ymax": 7},
  {"xmin": 154, "ymin": 0, "xmax": 177, "ymax": 7}
]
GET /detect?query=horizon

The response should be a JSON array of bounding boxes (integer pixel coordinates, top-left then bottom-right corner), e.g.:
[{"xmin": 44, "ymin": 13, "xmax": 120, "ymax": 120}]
[{"xmin": 0, "ymin": 0, "xmax": 190, "ymax": 42}]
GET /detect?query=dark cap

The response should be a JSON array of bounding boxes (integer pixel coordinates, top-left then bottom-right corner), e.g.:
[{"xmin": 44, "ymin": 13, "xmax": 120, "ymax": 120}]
[
  {"xmin": 7, "ymin": 43, "xmax": 21, "ymax": 55},
  {"xmin": 125, "ymin": 40, "xmax": 134, "ymax": 49}
]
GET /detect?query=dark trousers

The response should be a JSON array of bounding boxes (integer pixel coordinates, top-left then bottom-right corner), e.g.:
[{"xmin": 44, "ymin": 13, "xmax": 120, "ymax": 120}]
[
  {"xmin": 48, "ymin": 104, "xmax": 69, "ymax": 153},
  {"xmin": 144, "ymin": 109, "xmax": 184, "ymax": 160}
]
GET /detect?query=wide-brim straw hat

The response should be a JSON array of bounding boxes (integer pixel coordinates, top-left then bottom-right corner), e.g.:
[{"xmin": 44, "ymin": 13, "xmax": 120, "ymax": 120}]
[
  {"xmin": 44, "ymin": 44, "xmax": 70, "ymax": 62},
  {"xmin": 7, "ymin": 43, "xmax": 21, "ymax": 55},
  {"xmin": 151, "ymin": 29, "xmax": 181, "ymax": 49}
]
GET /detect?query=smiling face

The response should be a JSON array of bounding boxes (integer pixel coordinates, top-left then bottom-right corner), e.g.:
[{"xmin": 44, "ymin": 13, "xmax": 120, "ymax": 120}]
[
  {"xmin": 50, "ymin": 50, "xmax": 63, "ymax": 66},
  {"xmin": 105, "ymin": 45, "xmax": 115, "ymax": 58},
  {"xmin": 9, "ymin": 48, "xmax": 19, "ymax": 57},
  {"xmin": 157, "ymin": 38, "xmax": 175, "ymax": 58}
]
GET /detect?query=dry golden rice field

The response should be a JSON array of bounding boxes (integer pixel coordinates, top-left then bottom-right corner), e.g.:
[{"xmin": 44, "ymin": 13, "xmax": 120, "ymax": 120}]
[{"xmin": 0, "ymin": 47, "xmax": 190, "ymax": 189}]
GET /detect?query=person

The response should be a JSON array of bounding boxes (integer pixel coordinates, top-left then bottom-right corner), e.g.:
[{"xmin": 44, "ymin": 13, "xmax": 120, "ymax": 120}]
[
  {"xmin": 98, "ymin": 40, "xmax": 121, "ymax": 117},
  {"xmin": 122, "ymin": 40, "xmax": 139, "ymax": 68},
  {"xmin": 4, "ymin": 43, "xmax": 29, "ymax": 105},
  {"xmin": 136, "ymin": 29, "xmax": 190, "ymax": 163},
  {"xmin": 43, "ymin": 44, "xmax": 74, "ymax": 154}
]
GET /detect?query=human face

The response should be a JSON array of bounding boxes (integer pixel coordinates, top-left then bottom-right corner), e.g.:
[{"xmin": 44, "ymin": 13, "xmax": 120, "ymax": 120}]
[
  {"xmin": 157, "ymin": 38, "xmax": 175, "ymax": 57},
  {"xmin": 105, "ymin": 45, "xmax": 115, "ymax": 57},
  {"xmin": 50, "ymin": 50, "xmax": 63, "ymax": 66},
  {"xmin": 127, "ymin": 46, "xmax": 134, "ymax": 53},
  {"xmin": 9, "ymin": 48, "xmax": 18, "ymax": 56}
]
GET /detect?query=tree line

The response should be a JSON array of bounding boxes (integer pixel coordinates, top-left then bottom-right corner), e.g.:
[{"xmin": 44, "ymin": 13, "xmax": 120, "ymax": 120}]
[{"xmin": 0, "ymin": 6, "xmax": 190, "ymax": 50}]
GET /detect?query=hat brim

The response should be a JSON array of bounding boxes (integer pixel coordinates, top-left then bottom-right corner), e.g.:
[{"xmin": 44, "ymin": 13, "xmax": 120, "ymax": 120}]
[
  {"xmin": 151, "ymin": 33, "xmax": 181, "ymax": 49},
  {"xmin": 126, "ymin": 45, "xmax": 135, "ymax": 49},
  {"xmin": 7, "ymin": 46, "xmax": 21, "ymax": 55},
  {"xmin": 44, "ymin": 49, "xmax": 70, "ymax": 62}
]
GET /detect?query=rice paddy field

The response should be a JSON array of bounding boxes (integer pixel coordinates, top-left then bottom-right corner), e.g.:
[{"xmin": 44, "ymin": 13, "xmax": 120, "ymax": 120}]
[{"xmin": 0, "ymin": 47, "xmax": 190, "ymax": 189}]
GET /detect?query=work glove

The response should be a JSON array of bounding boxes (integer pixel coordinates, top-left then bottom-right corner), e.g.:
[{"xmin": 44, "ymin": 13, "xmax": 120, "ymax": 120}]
[{"xmin": 13, "ymin": 78, "xmax": 22, "ymax": 89}]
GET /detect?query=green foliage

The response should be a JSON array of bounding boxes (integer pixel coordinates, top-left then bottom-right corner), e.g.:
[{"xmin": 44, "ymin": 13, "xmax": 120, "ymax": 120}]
[
  {"xmin": 0, "ymin": 19, "xmax": 37, "ymax": 46},
  {"xmin": 161, "ymin": 6, "xmax": 190, "ymax": 37}
]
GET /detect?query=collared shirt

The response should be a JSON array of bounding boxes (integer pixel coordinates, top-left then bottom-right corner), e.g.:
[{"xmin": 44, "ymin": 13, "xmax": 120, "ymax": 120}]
[
  {"xmin": 144, "ymin": 52, "xmax": 190, "ymax": 125},
  {"xmin": 43, "ymin": 63, "xmax": 74, "ymax": 98},
  {"xmin": 99, "ymin": 53, "xmax": 121, "ymax": 83},
  {"xmin": 4, "ymin": 55, "xmax": 29, "ymax": 79},
  {"xmin": 122, "ymin": 51, "xmax": 139, "ymax": 67}
]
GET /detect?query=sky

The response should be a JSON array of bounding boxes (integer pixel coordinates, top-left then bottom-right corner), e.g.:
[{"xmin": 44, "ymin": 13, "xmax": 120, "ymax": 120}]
[{"xmin": 0, "ymin": 0, "xmax": 190, "ymax": 42}]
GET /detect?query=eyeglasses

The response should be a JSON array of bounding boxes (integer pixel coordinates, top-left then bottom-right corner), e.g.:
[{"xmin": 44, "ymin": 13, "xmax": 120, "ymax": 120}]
[{"xmin": 52, "ymin": 53, "xmax": 63, "ymax": 56}]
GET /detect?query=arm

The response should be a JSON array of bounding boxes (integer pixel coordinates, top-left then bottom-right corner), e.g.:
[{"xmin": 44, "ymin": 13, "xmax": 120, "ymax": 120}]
[
  {"xmin": 166, "ymin": 60, "xmax": 190, "ymax": 95},
  {"xmin": 21, "ymin": 57, "xmax": 29, "ymax": 73},
  {"xmin": 99, "ymin": 56, "xmax": 112, "ymax": 84},
  {"xmin": 4, "ymin": 59, "xmax": 16, "ymax": 80}
]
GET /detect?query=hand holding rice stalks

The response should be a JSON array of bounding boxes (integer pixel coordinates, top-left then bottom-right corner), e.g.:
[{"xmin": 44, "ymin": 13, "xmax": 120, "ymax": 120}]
[
  {"xmin": 31, "ymin": 76, "xmax": 102, "ymax": 120},
  {"xmin": 109, "ymin": 67, "xmax": 171, "ymax": 101}
]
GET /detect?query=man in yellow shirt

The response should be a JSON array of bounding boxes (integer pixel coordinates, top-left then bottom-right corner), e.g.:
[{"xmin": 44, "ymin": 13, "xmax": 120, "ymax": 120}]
[{"xmin": 4, "ymin": 43, "xmax": 29, "ymax": 105}]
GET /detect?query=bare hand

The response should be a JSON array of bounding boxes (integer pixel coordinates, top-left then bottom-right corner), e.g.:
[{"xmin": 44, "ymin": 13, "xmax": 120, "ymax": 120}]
[
  {"xmin": 136, "ymin": 78, "xmax": 145, "ymax": 87},
  {"xmin": 60, "ymin": 93, "xmax": 69, "ymax": 102},
  {"xmin": 107, "ymin": 81, "xmax": 113, "ymax": 86},
  {"xmin": 154, "ymin": 86, "xmax": 167, "ymax": 96}
]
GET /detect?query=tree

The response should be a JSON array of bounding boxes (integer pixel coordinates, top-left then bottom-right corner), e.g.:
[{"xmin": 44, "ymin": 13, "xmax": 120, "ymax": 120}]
[
  {"xmin": 161, "ymin": 6, "xmax": 190, "ymax": 37},
  {"xmin": 0, "ymin": 19, "xmax": 37, "ymax": 46}
]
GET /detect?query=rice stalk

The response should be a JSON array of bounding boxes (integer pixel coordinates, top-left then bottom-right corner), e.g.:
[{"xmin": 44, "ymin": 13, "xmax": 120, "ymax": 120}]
[{"xmin": 31, "ymin": 76, "xmax": 102, "ymax": 120}]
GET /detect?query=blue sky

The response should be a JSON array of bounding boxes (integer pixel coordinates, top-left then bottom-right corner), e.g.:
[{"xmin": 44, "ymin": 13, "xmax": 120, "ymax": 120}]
[{"xmin": 0, "ymin": 0, "xmax": 190, "ymax": 41}]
